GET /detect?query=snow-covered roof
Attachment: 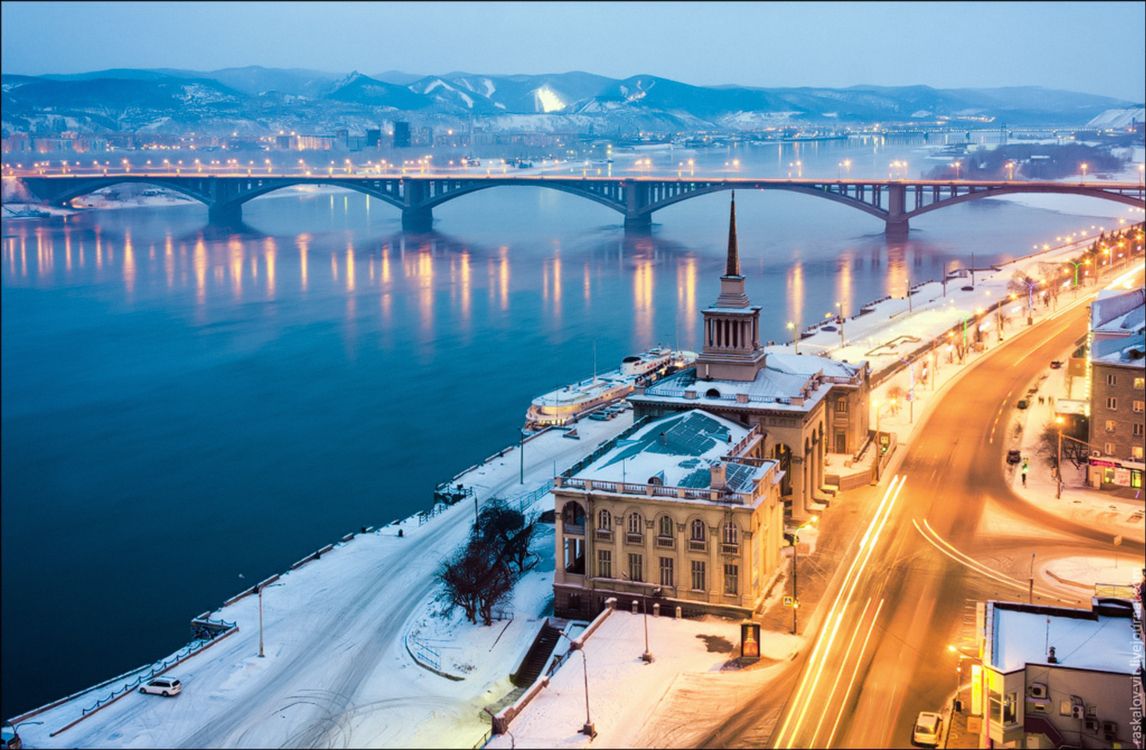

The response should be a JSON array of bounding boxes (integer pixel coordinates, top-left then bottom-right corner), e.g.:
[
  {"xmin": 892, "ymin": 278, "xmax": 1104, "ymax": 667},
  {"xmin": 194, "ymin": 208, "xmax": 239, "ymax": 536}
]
[
  {"xmin": 988, "ymin": 602, "xmax": 1141, "ymax": 674},
  {"xmin": 1091, "ymin": 288, "xmax": 1145, "ymax": 333},
  {"xmin": 571, "ymin": 410, "xmax": 771, "ymax": 493},
  {"xmin": 764, "ymin": 351, "xmax": 865, "ymax": 381},
  {"xmin": 1092, "ymin": 332, "xmax": 1146, "ymax": 368}
]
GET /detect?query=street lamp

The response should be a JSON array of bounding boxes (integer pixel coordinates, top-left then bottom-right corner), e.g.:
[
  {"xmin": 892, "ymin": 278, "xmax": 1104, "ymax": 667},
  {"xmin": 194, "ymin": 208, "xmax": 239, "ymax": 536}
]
[
  {"xmin": 557, "ymin": 631, "xmax": 596, "ymax": 738},
  {"xmin": 253, "ymin": 579, "xmax": 285, "ymax": 658},
  {"xmin": 787, "ymin": 321, "xmax": 799, "ymax": 354},
  {"xmin": 1079, "ymin": 162, "xmax": 1088, "ymax": 182},
  {"xmin": 1055, "ymin": 415, "xmax": 1064, "ymax": 499},
  {"xmin": 1005, "ymin": 160, "xmax": 1016, "ymax": 181},
  {"xmin": 786, "ymin": 518, "xmax": 817, "ymax": 634},
  {"xmin": 835, "ymin": 302, "xmax": 845, "ymax": 347},
  {"xmin": 947, "ymin": 644, "xmax": 977, "ymax": 713},
  {"xmin": 951, "ymin": 160, "xmax": 961, "ymax": 180}
]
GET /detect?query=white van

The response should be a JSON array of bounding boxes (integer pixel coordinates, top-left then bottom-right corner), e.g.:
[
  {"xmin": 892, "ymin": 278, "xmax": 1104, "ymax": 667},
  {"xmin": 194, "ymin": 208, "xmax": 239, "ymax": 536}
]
[
  {"xmin": 912, "ymin": 711, "xmax": 942, "ymax": 747},
  {"xmin": 139, "ymin": 676, "xmax": 182, "ymax": 697}
]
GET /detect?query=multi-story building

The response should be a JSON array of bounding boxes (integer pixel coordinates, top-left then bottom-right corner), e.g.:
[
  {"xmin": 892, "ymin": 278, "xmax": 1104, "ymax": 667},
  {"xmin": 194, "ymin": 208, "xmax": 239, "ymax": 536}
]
[
  {"xmin": 630, "ymin": 196, "xmax": 871, "ymax": 519},
  {"xmin": 553, "ymin": 409, "xmax": 785, "ymax": 620},
  {"xmin": 975, "ymin": 598, "xmax": 1142, "ymax": 749},
  {"xmin": 1086, "ymin": 287, "xmax": 1145, "ymax": 490}
]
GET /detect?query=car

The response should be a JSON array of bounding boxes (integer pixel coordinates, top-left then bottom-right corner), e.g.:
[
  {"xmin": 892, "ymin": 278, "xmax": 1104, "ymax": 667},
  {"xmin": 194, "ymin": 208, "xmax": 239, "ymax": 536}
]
[
  {"xmin": 1016, "ymin": 399, "xmax": 1029, "ymax": 409},
  {"xmin": 1006, "ymin": 449, "xmax": 1022, "ymax": 465},
  {"xmin": 139, "ymin": 676, "xmax": 182, "ymax": 697},
  {"xmin": 1050, "ymin": 360, "xmax": 1063, "ymax": 369},
  {"xmin": 912, "ymin": 711, "xmax": 942, "ymax": 747}
]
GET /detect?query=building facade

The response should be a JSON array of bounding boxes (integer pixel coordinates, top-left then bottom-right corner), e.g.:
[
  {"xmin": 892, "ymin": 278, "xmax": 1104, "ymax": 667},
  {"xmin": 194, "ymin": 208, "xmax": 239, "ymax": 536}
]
[
  {"xmin": 553, "ymin": 410, "xmax": 785, "ymax": 620},
  {"xmin": 630, "ymin": 196, "xmax": 871, "ymax": 519},
  {"xmin": 975, "ymin": 598, "xmax": 1142, "ymax": 749},
  {"xmin": 1086, "ymin": 288, "xmax": 1145, "ymax": 490}
]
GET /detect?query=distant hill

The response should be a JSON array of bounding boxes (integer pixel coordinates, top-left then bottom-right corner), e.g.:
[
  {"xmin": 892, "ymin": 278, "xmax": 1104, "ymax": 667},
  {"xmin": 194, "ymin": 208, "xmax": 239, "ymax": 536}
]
[{"xmin": 1, "ymin": 67, "xmax": 1136, "ymax": 137}]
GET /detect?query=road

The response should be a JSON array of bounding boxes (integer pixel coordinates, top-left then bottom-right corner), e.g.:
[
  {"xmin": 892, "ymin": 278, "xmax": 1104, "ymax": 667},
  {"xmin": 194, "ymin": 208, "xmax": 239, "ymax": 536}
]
[
  {"xmin": 17, "ymin": 413, "xmax": 636, "ymax": 749},
  {"xmin": 715, "ymin": 268, "xmax": 1145, "ymax": 749}
]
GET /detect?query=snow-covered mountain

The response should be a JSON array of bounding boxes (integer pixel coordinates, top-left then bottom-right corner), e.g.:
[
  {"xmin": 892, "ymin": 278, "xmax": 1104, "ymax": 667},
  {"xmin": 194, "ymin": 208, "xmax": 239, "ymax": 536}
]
[{"xmin": 2, "ymin": 67, "xmax": 1136, "ymax": 138}]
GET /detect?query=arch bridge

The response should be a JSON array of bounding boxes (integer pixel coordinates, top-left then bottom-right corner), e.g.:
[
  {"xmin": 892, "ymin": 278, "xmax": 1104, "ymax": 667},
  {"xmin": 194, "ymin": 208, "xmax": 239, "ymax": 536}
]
[{"xmin": 18, "ymin": 173, "xmax": 1145, "ymax": 235}]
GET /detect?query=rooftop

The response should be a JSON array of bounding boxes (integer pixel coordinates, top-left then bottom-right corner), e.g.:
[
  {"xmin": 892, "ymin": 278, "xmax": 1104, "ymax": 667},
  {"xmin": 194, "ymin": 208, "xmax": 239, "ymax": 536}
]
[
  {"xmin": 987, "ymin": 600, "xmax": 1142, "ymax": 675},
  {"xmin": 564, "ymin": 410, "xmax": 774, "ymax": 502}
]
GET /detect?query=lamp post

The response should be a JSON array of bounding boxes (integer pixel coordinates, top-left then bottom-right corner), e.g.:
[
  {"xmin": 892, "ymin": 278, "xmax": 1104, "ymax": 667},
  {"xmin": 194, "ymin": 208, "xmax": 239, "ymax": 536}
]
[
  {"xmin": 557, "ymin": 631, "xmax": 596, "ymax": 739},
  {"xmin": 836, "ymin": 302, "xmax": 845, "ymax": 347},
  {"xmin": 787, "ymin": 518, "xmax": 816, "ymax": 634},
  {"xmin": 1080, "ymin": 162, "xmax": 1088, "ymax": 182},
  {"xmin": 1055, "ymin": 416, "xmax": 1064, "ymax": 499},
  {"xmin": 787, "ymin": 321, "xmax": 798, "ymax": 354},
  {"xmin": 1028, "ymin": 552, "xmax": 1036, "ymax": 605},
  {"xmin": 947, "ymin": 644, "xmax": 977, "ymax": 713},
  {"xmin": 254, "ymin": 580, "xmax": 285, "ymax": 658}
]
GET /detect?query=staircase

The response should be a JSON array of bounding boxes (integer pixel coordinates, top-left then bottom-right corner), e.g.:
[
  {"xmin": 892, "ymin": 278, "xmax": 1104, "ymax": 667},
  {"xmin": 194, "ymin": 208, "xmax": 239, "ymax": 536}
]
[{"xmin": 511, "ymin": 621, "xmax": 561, "ymax": 687}]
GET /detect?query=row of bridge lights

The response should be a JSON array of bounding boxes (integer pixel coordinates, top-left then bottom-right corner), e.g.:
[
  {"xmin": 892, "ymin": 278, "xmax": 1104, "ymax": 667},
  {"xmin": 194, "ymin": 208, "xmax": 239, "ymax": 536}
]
[{"xmin": 6, "ymin": 159, "xmax": 1145, "ymax": 184}]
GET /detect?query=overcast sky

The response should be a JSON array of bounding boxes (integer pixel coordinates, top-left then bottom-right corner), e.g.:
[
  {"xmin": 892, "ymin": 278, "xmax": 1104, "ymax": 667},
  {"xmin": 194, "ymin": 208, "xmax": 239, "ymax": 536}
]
[{"xmin": 2, "ymin": 1, "xmax": 1143, "ymax": 100}]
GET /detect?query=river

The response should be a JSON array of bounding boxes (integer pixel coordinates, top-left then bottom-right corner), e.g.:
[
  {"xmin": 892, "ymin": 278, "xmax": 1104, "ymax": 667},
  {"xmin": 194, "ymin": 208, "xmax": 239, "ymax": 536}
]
[{"xmin": 1, "ymin": 136, "xmax": 1135, "ymax": 717}]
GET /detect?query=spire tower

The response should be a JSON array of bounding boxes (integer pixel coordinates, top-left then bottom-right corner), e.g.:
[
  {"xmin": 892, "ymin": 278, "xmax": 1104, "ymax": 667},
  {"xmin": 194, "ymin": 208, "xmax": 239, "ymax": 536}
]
[{"xmin": 726, "ymin": 191, "xmax": 740, "ymax": 277}]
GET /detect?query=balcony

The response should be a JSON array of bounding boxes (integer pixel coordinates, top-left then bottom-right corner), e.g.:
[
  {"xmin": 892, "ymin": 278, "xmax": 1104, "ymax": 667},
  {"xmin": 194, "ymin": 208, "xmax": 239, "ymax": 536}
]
[
  {"xmin": 721, "ymin": 543, "xmax": 740, "ymax": 555},
  {"xmin": 626, "ymin": 532, "xmax": 644, "ymax": 545},
  {"xmin": 595, "ymin": 528, "xmax": 613, "ymax": 541},
  {"xmin": 656, "ymin": 536, "xmax": 675, "ymax": 549},
  {"xmin": 688, "ymin": 539, "xmax": 707, "ymax": 553},
  {"xmin": 564, "ymin": 523, "xmax": 585, "ymax": 536}
]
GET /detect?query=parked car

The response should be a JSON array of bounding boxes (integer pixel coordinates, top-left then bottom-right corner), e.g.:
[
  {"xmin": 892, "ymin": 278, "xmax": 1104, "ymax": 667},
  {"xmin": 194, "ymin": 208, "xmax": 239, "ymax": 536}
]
[
  {"xmin": 1016, "ymin": 399, "xmax": 1029, "ymax": 409},
  {"xmin": 912, "ymin": 711, "xmax": 942, "ymax": 747},
  {"xmin": 1006, "ymin": 449, "xmax": 1022, "ymax": 465},
  {"xmin": 139, "ymin": 676, "xmax": 182, "ymax": 697},
  {"xmin": 1, "ymin": 722, "xmax": 22, "ymax": 750},
  {"xmin": 1050, "ymin": 360, "xmax": 1063, "ymax": 369}
]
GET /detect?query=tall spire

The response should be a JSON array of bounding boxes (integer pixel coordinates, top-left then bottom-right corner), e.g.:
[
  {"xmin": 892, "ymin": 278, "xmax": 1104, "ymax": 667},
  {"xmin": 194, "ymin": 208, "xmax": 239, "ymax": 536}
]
[{"xmin": 725, "ymin": 191, "xmax": 740, "ymax": 277}]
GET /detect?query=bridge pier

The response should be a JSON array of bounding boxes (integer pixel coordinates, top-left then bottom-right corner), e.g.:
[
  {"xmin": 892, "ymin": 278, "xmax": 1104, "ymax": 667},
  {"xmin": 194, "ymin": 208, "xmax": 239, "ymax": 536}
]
[
  {"xmin": 623, "ymin": 213, "xmax": 652, "ymax": 234},
  {"xmin": 208, "ymin": 202, "xmax": 243, "ymax": 224},
  {"xmin": 884, "ymin": 219, "xmax": 910, "ymax": 241},
  {"xmin": 402, "ymin": 207, "xmax": 434, "ymax": 232}
]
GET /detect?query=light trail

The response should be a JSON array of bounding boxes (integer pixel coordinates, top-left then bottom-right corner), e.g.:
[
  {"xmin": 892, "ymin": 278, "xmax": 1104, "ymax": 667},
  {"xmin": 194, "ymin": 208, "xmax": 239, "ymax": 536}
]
[
  {"xmin": 774, "ymin": 475, "xmax": 906, "ymax": 748},
  {"xmin": 912, "ymin": 518, "xmax": 1078, "ymax": 604},
  {"xmin": 824, "ymin": 597, "xmax": 887, "ymax": 749},
  {"xmin": 807, "ymin": 596, "xmax": 875, "ymax": 746}
]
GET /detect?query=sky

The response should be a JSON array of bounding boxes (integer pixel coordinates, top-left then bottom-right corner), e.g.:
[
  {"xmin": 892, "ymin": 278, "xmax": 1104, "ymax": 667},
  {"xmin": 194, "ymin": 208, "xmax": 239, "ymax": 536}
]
[{"xmin": 2, "ymin": 1, "xmax": 1143, "ymax": 100}]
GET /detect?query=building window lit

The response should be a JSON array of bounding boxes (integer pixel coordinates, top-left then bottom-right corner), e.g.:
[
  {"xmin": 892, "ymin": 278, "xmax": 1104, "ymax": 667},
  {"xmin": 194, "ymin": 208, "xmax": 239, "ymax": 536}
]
[
  {"xmin": 1134, "ymin": 377, "xmax": 1145, "ymax": 390},
  {"xmin": 1105, "ymin": 419, "xmax": 1117, "ymax": 433},
  {"xmin": 1133, "ymin": 400, "xmax": 1144, "ymax": 414}
]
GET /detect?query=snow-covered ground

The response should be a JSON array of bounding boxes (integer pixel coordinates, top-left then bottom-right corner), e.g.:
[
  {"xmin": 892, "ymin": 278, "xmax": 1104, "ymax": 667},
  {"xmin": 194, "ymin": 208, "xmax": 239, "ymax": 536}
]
[
  {"xmin": 14, "ymin": 415, "xmax": 637, "ymax": 749},
  {"xmin": 487, "ymin": 610, "xmax": 802, "ymax": 749}
]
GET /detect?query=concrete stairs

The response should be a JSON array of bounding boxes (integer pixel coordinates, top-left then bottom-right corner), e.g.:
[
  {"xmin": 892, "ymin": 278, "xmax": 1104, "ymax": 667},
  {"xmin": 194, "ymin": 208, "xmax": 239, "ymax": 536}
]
[{"xmin": 510, "ymin": 621, "xmax": 561, "ymax": 688}]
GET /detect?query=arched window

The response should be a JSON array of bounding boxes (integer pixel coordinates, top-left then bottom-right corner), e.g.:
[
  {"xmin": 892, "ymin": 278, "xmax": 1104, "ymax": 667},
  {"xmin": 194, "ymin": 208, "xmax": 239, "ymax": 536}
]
[
  {"xmin": 598, "ymin": 509, "xmax": 611, "ymax": 530},
  {"xmin": 690, "ymin": 519, "xmax": 706, "ymax": 542},
  {"xmin": 705, "ymin": 388, "xmax": 721, "ymax": 399},
  {"xmin": 722, "ymin": 521, "xmax": 738, "ymax": 546},
  {"xmin": 628, "ymin": 512, "xmax": 643, "ymax": 535},
  {"xmin": 659, "ymin": 515, "xmax": 674, "ymax": 538},
  {"xmin": 562, "ymin": 501, "xmax": 586, "ymax": 529}
]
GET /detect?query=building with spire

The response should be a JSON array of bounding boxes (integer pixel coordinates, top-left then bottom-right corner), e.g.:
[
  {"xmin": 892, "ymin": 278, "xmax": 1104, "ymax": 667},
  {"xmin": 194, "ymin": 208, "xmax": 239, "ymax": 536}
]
[{"xmin": 630, "ymin": 195, "xmax": 872, "ymax": 520}]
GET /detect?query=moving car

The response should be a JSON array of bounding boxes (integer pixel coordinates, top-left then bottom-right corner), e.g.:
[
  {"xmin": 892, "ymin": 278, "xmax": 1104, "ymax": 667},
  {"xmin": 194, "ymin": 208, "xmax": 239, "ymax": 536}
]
[
  {"xmin": 1006, "ymin": 449, "xmax": 1022, "ymax": 465},
  {"xmin": 1050, "ymin": 360, "xmax": 1063, "ymax": 369},
  {"xmin": 912, "ymin": 711, "xmax": 942, "ymax": 747},
  {"xmin": 1016, "ymin": 399, "xmax": 1029, "ymax": 409},
  {"xmin": 139, "ymin": 676, "xmax": 182, "ymax": 697}
]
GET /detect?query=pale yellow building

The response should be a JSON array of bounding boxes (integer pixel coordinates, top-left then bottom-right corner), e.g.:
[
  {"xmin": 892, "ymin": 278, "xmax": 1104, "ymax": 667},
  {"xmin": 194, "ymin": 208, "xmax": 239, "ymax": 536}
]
[{"xmin": 553, "ymin": 409, "xmax": 785, "ymax": 619}]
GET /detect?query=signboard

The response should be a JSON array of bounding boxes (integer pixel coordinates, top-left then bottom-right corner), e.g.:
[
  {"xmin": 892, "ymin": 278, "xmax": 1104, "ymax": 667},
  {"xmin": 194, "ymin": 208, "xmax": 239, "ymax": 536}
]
[
  {"xmin": 740, "ymin": 621, "xmax": 761, "ymax": 662},
  {"xmin": 783, "ymin": 595, "xmax": 794, "ymax": 608},
  {"xmin": 1114, "ymin": 468, "xmax": 1131, "ymax": 486}
]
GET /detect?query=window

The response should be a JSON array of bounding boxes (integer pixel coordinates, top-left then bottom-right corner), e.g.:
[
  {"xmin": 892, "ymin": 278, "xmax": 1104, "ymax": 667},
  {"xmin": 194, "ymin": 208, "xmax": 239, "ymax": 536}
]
[
  {"xmin": 598, "ymin": 509, "xmax": 611, "ymax": 530},
  {"xmin": 628, "ymin": 512, "xmax": 643, "ymax": 535},
  {"xmin": 835, "ymin": 398, "xmax": 848, "ymax": 414},
  {"xmin": 597, "ymin": 549, "xmax": 612, "ymax": 579},
  {"xmin": 1106, "ymin": 397, "xmax": 1118, "ymax": 411},
  {"xmin": 659, "ymin": 557, "xmax": 674, "ymax": 587},
  {"xmin": 724, "ymin": 563, "xmax": 739, "ymax": 595},
  {"xmin": 1105, "ymin": 442, "xmax": 1117, "ymax": 455},
  {"xmin": 1003, "ymin": 693, "xmax": 1017, "ymax": 725},
  {"xmin": 628, "ymin": 553, "xmax": 643, "ymax": 583},
  {"xmin": 1133, "ymin": 445, "xmax": 1144, "ymax": 460},
  {"xmin": 659, "ymin": 515, "xmax": 674, "ymax": 538},
  {"xmin": 1134, "ymin": 423, "xmax": 1144, "ymax": 437},
  {"xmin": 690, "ymin": 519, "xmax": 706, "ymax": 542},
  {"xmin": 691, "ymin": 560, "xmax": 706, "ymax": 591},
  {"xmin": 1135, "ymin": 377, "xmax": 1145, "ymax": 390},
  {"xmin": 563, "ymin": 537, "xmax": 585, "ymax": 574},
  {"xmin": 722, "ymin": 521, "xmax": 739, "ymax": 546},
  {"xmin": 1105, "ymin": 419, "xmax": 1118, "ymax": 433},
  {"xmin": 1134, "ymin": 400, "xmax": 1144, "ymax": 414},
  {"xmin": 1106, "ymin": 373, "xmax": 1117, "ymax": 387}
]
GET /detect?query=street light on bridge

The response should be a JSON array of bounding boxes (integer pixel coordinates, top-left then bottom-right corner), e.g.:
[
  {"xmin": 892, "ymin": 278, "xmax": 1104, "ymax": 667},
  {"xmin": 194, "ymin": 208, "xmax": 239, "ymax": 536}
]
[{"xmin": 1079, "ymin": 162, "xmax": 1088, "ymax": 182}]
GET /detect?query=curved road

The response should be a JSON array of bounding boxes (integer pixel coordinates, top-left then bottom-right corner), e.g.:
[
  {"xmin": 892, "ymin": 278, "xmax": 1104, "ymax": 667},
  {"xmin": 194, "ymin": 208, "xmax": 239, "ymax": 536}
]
[{"xmin": 713, "ymin": 268, "xmax": 1144, "ymax": 749}]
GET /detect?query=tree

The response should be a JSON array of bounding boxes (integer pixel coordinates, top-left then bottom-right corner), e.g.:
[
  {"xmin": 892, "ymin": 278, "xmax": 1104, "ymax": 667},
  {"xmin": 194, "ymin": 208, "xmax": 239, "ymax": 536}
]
[
  {"xmin": 476, "ymin": 499, "xmax": 537, "ymax": 575},
  {"xmin": 438, "ymin": 537, "xmax": 517, "ymax": 626}
]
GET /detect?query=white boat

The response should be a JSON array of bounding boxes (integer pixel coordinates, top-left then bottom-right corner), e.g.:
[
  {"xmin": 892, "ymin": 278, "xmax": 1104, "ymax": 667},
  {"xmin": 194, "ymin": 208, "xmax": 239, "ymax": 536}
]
[{"xmin": 524, "ymin": 347, "xmax": 698, "ymax": 430}]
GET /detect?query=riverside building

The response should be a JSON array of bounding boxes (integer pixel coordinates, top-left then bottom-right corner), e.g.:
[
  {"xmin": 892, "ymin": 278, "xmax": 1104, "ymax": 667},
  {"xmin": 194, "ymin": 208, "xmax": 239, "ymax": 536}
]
[
  {"xmin": 630, "ymin": 195, "xmax": 872, "ymax": 520},
  {"xmin": 552, "ymin": 409, "xmax": 785, "ymax": 619}
]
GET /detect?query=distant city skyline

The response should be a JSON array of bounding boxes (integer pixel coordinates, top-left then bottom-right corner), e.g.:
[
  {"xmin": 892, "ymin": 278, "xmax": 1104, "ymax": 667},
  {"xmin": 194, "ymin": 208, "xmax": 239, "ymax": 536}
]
[{"xmin": 1, "ymin": 1, "xmax": 1144, "ymax": 101}]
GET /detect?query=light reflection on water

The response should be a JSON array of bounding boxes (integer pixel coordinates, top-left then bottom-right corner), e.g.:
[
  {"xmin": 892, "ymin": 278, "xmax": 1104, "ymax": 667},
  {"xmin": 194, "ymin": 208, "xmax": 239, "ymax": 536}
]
[{"xmin": 0, "ymin": 157, "xmax": 1120, "ymax": 717}]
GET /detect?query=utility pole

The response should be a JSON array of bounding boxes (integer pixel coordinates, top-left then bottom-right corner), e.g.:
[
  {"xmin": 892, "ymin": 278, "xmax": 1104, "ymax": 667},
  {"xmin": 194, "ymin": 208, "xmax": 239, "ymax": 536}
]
[{"xmin": 1028, "ymin": 553, "xmax": 1036, "ymax": 604}]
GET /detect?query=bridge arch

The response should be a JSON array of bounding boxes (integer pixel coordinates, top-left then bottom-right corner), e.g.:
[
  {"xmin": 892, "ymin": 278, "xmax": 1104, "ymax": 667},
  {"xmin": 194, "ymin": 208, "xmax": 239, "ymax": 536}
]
[
  {"xmin": 642, "ymin": 182, "xmax": 891, "ymax": 222},
  {"xmin": 417, "ymin": 179, "xmax": 626, "ymax": 214},
  {"xmin": 903, "ymin": 183, "xmax": 1146, "ymax": 221},
  {"xmin": 223, "ymin": 179, "xmax": 407, "ymax": 212},
  {"xmin": 32, "ymin": 177, "xmax": 215, "ymax": 209}
]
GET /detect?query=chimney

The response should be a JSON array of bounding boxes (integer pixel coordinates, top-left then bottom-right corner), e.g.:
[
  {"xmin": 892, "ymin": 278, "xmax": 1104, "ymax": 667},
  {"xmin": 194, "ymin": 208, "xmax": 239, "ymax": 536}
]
[
  {"xmin": 710, "ymin": 461, "xmax": 727, "ymax": 489},
  {"xmin": 1047, "ymin": 646, "xmax": 1058, "ymax": 664}
]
